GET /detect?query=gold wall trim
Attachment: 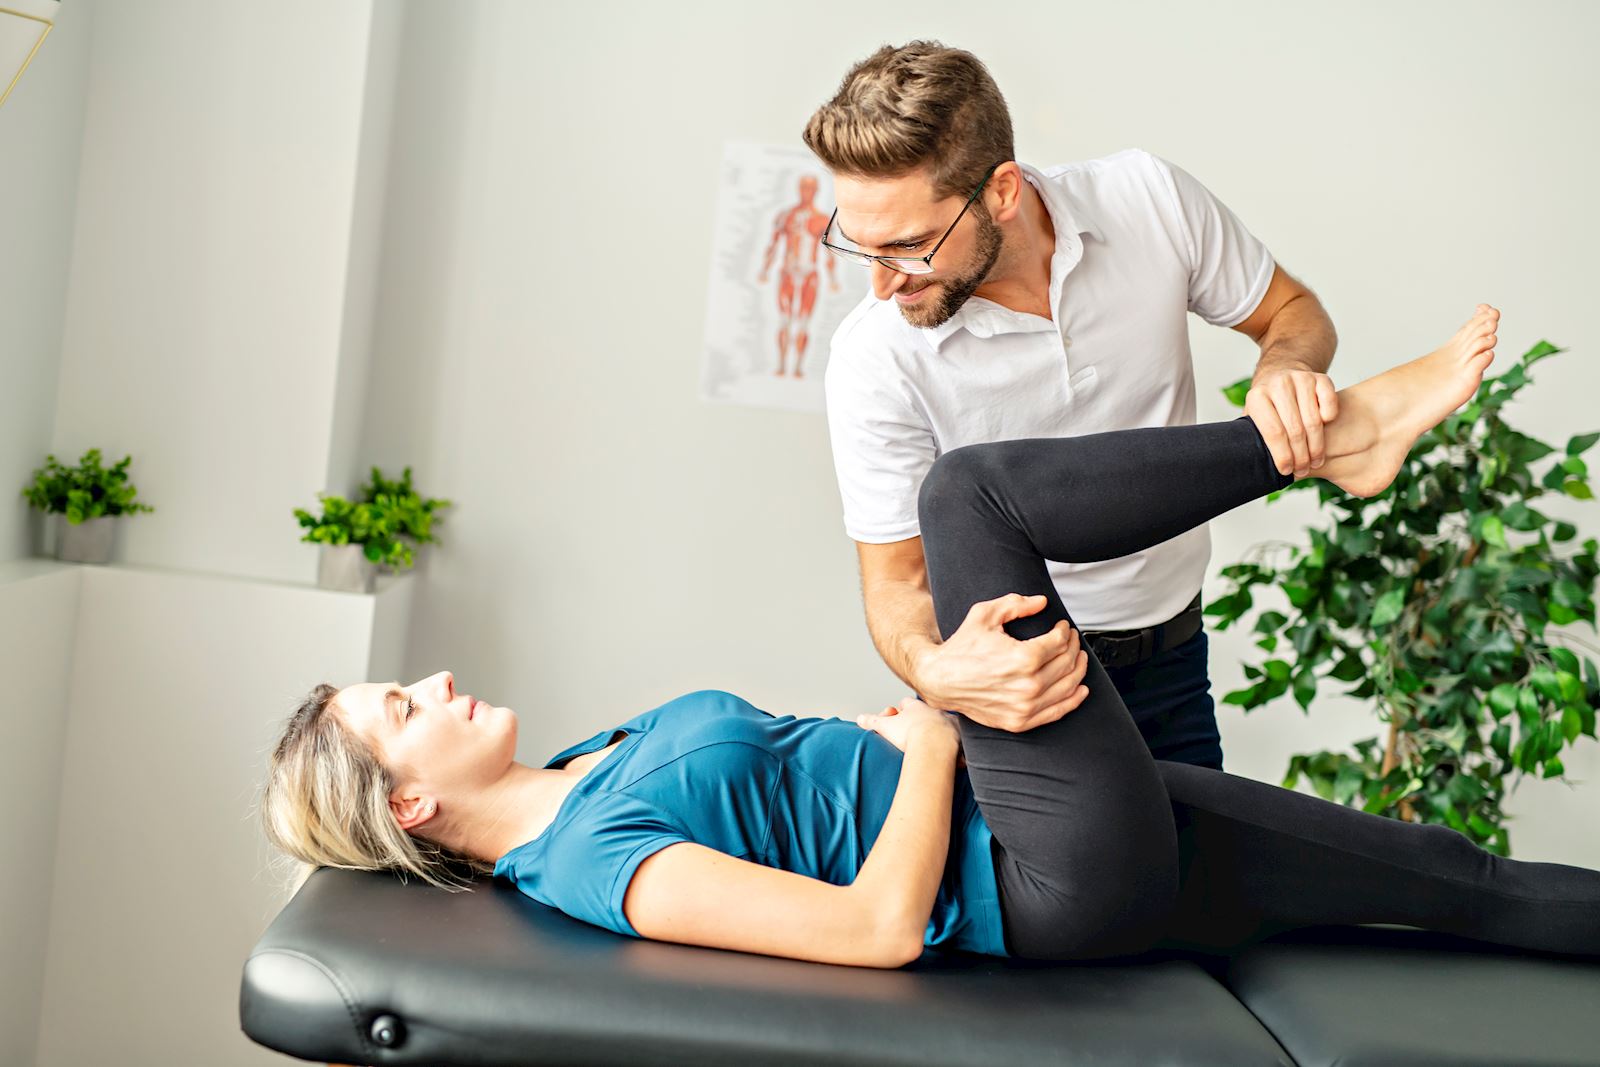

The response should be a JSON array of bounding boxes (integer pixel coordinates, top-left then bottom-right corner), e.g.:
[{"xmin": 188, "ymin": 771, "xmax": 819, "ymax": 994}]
[{"xmin": 0, "ymin": 4, "xmax": 56, "ymax": 110}]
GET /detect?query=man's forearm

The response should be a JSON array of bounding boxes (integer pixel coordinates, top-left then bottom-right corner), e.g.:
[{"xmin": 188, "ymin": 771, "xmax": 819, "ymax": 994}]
[
  {"xmin": 1253, "ymin": 293, "xmax": 1338, "ymax": 378},
  {"xmin": 862, "ymin": 578, "xmax": 942, "ymax": 693}
]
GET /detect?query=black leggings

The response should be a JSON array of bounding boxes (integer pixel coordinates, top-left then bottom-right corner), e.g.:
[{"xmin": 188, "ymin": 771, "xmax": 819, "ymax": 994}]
[{"xmin": 918, "ymin": 417, "xmax": 1600, "ymax": 961}]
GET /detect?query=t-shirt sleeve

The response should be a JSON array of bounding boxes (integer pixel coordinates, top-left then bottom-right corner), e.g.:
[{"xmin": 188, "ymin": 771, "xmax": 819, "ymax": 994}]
[
  {"xmin": 1145, "ymin": 151, "xmax": 1275, "ymax": 328},
  {"xmin": 543, "ymin": 792, "xmax": 691, "ymax": 938},
  {"xmin": 823, "ymin": 350, "xmax": 937, "ymax": 543}
]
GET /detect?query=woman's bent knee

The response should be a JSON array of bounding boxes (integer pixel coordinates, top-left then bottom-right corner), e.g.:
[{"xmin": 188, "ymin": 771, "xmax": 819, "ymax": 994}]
[{"xmin": 916, "ymin": 445, "xmax": 993, "ymax": 529}]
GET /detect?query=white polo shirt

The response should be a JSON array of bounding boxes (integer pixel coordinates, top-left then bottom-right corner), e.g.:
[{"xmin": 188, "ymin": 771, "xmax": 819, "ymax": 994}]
[{"xmin": 823, "ymin": 148, "xmax": 1275, "ymax": 632}]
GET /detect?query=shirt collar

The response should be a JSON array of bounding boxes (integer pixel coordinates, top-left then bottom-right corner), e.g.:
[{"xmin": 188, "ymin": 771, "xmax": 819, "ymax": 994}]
[{"xmin": 922, "ymin": 161, "xmax": 1099, "ymax": 349}]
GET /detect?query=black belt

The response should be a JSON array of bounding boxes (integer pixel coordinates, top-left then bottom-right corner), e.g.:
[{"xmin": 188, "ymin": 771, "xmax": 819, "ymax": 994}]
[{"xmin": 1081, "ymin": 593, "xmax": 1203, "ymax": 670}]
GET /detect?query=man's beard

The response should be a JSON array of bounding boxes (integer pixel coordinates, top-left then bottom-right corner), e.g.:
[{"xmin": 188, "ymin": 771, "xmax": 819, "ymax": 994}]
[{"xmin": 896, "ymin": 207, "xmax": 1005, "ymax": 330}]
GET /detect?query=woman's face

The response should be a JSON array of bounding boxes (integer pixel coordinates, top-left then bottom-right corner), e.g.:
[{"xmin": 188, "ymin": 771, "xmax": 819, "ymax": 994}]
[{"xmin": 335, "ymin": 671, "xmax": 517, "ymax": 820}]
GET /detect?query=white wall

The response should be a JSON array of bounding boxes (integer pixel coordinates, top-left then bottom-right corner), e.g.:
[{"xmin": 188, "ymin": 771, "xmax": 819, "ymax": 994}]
[
  {"xmin": 49, "ymin": 0, "xmax": 399, "ymax": 584},
  {"xmin": 0, "ymin": 562, "xmax": 78, "ymax": 1067},
  {"xmin": 0, "ymin": 0, "xmax": 91, "ymax": 564},
  {"xmin": 33, "ymin": 565, "xmax": 414, "ymax": 1067},
  {"xmin": 0, "ymin": 7, "xmax": 93, "ymax": 1062},
  {"xmin": 0, "ymin": 3, "xmax": 417, "ymax": 1064},
  {"xmin": 362, "ymin": 1, "xmax": 1599, "ymax": 862},
  {"xmin": 326, "ymin": 0, "xmax": 406, "ymax": 499}
]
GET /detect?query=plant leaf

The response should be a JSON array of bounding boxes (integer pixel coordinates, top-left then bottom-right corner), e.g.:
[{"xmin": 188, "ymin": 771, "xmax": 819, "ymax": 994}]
[
  {"xmin": 1480, "ymin": 514, "xmax": 1507, "ymax": 548},
  {"xmin": 1567, "ymin": 431, "xmax": 1600, "ymax": 456},
  {"xmin": 1370, "ymin": 587, "xmax": 1406, "ymax": 628}
]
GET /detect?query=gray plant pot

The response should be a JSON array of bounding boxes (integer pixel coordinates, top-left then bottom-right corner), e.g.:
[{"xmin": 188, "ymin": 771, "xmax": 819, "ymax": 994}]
[
  {"xmin": 377, "ymin": 541, "xmax": 426, "ymax": 576},
  {"xmin": 55, "ymin": 514, "xmax": 116, "ymax": 564},
  {"xmin": 317, "ymin": 543, "xmax": 377, "ymax": 594}
]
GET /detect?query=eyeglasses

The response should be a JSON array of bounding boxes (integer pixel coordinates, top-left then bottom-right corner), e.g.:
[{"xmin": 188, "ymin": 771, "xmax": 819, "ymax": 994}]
[{"xmin": 819, "ymin": 163, "xmax": 1001, "ymax": 275}]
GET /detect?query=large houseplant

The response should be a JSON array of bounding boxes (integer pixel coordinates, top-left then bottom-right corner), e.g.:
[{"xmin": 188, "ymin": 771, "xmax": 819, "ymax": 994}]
[
  {"xmin": 20, "ymin": 447, "xmax": 155, "ymax": 564},
  {"xmin": 1206, "ymin": 340, "xmax": 1599, "ymax": 854}
]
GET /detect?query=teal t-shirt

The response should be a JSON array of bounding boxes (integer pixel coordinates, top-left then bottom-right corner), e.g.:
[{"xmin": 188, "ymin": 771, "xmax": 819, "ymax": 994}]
[{"xmin": 493, "ymin": 689, "xmax": 1006, "ymax": 957}]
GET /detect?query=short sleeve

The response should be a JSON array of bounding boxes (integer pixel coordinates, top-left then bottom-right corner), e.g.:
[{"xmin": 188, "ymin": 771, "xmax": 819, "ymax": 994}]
[
  {"xmin": 542, "ymin": 793, "xmax": 691, "ymax": 938},
  {"xmin": 823, "ymin": 349, "xmax": 937, "ymax": 543},
  {"xmin": 1145, "ymin": 151, "xmax": 1275, "ymax": 328}
]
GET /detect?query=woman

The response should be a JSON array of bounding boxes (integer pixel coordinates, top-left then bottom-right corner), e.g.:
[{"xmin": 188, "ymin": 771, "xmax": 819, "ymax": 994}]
[{"xmin": 262, "ymin": 304, "xmax": 1600, "ymax": 968}]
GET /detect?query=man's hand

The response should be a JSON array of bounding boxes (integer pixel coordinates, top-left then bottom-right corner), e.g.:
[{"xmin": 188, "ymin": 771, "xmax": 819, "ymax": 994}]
[
  {"xmin": 1244, "ymin": 363, "xmax": 1339, "ymax": 477},
  {"xmin": 915, "ymin": 593, "xmax": 1091, "ymax": 733}
]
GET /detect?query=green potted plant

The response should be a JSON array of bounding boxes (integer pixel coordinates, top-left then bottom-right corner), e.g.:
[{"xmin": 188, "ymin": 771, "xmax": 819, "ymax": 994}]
[
  {"xmin": 293, "ymin": 466, "xmax": 451, "ymax": 593},
  {"xmin": 358, "ymin": 465, "xmax": 451, "ymax": 574},
  {"xmin": 20, "ymin": 447, "xmax": 155, "ymax": 564},
  {"xmin": 1206, "ymin": 340, "xmax": 1599, "ymax": 854}
]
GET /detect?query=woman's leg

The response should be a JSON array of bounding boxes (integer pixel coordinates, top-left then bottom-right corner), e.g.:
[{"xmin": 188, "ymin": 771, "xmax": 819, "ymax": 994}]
[
  {"xmin": 915, "ymin": 309, "xmax": 1501, "ymax": 959},
  {"xmin": 918, "ymin": 418, "xmax": 1294, "ymax": 959},
  {"xmin": 1157, "ymin": 761, "xmax": 1600, "ymax": 956}
]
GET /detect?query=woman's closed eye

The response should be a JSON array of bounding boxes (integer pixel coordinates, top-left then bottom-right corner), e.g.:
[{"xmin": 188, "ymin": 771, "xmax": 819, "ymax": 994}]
[{"xmin": 405, "ymin": 697, "xmax": 417, "ymax": 721}]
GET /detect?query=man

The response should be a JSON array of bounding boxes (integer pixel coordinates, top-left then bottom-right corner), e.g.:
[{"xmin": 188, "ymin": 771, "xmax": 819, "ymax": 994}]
[{"xmin": 805, "ymin": 41, "xmax": 1338, "ymax": 768}]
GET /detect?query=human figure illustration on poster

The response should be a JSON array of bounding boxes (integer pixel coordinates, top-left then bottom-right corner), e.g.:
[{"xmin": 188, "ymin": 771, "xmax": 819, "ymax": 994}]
[
  {"xmin": 756, "ymin": 174, "xmax": 839, "ymax": 378},
  {"xmin": 701, "ymin": 142, "xmax": 864, "ymax": 413}
]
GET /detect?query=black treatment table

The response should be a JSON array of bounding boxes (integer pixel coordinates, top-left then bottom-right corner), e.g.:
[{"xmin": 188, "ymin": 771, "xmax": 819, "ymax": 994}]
[{"xmin": 240, "ymin": 867, "xmax": 1600, "ymax": 1066}]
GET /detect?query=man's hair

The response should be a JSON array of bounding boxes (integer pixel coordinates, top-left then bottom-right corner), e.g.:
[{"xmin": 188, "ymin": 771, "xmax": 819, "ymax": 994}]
[{"xmin": 802, "ymin": 41, "xmax": 1015, "ymax": 202}]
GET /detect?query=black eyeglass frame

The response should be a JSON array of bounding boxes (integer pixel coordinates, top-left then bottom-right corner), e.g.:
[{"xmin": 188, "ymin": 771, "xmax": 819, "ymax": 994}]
[{"xmin": 819, "ymin": 162, "xmax": 1002, "ymax": 275}]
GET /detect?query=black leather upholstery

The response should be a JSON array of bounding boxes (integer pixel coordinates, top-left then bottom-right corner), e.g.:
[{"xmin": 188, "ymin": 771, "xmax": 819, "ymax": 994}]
[
  {"xmin": 241, "ymin": 868, "xmax": 1294, "ymax": 1066},
  {"xmin": 1224, "ymin": 925, "xmax": 1600, "ymax": 1067},
  {"xmin": 243, "ymin": 868, "xmax": 1600, "ymax": 1066}
]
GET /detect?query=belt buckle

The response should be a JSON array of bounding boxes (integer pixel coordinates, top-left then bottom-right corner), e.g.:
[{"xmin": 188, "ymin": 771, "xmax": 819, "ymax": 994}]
[{"xmin": 1090, "ymin": 630, "xmax": 1149, "ymax": 669}]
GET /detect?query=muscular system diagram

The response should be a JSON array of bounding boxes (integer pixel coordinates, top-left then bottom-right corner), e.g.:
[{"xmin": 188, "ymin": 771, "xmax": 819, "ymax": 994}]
[{"xmin": 756, "ymin": 175, "xmax": 839, "ymax": 378}]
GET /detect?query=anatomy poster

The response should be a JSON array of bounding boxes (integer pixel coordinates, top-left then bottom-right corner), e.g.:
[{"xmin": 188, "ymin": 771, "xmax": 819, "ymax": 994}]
[{"xmin": 701, "ymin": 142, "xmax": 869, "ymax": 412}]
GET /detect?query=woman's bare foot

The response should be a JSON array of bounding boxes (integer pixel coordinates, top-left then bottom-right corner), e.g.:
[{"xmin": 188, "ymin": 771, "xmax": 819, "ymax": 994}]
[{"xmin": 1313, "ymin": 305, "xmax": 1500, "ymax": 497}]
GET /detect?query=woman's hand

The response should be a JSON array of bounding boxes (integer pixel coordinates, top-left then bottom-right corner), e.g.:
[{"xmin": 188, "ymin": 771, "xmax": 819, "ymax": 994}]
[{"xmin": 857, "ymin": 696, "xmax": 966, "ymax": 767}]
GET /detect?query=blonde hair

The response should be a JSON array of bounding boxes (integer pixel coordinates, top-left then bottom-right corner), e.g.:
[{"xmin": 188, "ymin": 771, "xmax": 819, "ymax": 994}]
[
  {"xmin": 260, "ymin": 682, "xmax": 493, "ymax": 894},
  {"xmin": 803, "ymin": 40, "xmax": 1015, "ymax": 202}
]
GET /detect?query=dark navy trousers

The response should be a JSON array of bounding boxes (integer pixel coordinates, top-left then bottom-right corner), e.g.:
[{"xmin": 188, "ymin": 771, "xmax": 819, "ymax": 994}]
[{"xmin": 1107, "ymin": 628, "xmax": 1222, "ymax": 770}]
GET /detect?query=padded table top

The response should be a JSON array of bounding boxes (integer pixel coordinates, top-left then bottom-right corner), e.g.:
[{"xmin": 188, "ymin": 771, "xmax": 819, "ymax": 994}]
[
  {"xmin": 1224, "ymin": 925, "xmax": 1600, "ymax": 1067},
  {"xmin": 241, "ymin": 868, "xmax": 1294, "ymax": 1066}
]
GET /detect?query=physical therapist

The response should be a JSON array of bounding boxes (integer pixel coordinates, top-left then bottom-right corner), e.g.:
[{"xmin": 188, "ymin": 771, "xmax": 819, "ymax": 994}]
[{"xmin": 807, "ymin": 41, "xmax": 1338, "ymax": 768}]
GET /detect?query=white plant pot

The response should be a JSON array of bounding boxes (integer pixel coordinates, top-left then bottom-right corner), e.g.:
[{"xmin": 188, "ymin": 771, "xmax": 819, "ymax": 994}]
[
  {"xmin": 55, "ymin": 514, "xmax": 116, "ymax": 564},
  {"xmin": 317, "ymin": 543, "xmax": 377, "ymax": 594}
]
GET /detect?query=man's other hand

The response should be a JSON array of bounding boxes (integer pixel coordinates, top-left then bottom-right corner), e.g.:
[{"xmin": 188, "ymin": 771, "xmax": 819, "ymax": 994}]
[{"xmin": 1245, "ymin": 364, "xmax": 1339, "ymax": 477}]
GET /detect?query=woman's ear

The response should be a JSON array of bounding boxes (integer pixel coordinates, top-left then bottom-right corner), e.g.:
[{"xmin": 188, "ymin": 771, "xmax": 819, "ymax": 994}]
[{"xmin": 392, "ymin": 794, "xmax": 437, "ymax": 831}]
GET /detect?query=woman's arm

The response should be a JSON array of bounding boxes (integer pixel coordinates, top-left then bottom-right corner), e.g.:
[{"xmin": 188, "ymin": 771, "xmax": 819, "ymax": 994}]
[
  {"xmin": 849, "ymin": 723, "xmax": 962, "ymax": 957},
  {"xmin": 621, "ymin": 722, "xmax": 962, "ymax": 968}
]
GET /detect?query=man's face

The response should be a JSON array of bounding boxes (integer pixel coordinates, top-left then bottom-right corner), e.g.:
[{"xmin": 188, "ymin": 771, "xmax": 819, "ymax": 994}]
[{"xmin": 831, "ymin": 168, "xmax": 1004, "ymax": 329}]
